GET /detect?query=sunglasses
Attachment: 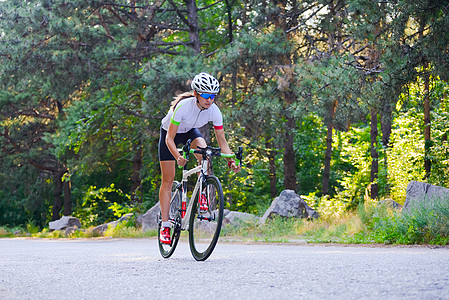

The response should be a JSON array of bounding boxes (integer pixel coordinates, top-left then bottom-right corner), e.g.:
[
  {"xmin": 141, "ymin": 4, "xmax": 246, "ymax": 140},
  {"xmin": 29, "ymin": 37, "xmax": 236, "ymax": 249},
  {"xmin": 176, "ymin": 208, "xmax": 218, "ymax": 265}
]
[{"xmin": 200, "ymin": 93, "xmax": 216, "ymax": 100}]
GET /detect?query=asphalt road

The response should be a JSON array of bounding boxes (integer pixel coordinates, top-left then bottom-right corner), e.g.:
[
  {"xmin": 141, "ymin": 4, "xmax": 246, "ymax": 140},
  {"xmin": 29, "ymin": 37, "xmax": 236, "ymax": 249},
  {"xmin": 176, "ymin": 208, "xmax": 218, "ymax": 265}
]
[{"xmin": 0, "ymin": 238, "xmax": 448, "ymax": 300}]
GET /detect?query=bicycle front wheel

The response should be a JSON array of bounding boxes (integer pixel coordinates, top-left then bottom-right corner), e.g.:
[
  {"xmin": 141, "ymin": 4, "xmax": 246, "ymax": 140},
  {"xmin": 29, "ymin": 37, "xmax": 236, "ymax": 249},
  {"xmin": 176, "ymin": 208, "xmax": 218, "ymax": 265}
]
[
  {"xmin": 158, "ymin": 181, "xmax": 182, "ymax": 258},
  {"xmin": 188, "ymin": 175, "xmax": 224, "ymax": 261}
]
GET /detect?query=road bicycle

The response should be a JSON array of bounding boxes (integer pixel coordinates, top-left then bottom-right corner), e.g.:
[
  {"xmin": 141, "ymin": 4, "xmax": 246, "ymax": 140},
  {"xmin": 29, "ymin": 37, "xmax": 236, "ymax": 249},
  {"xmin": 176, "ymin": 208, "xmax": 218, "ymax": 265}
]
[{"xmin": 157, "ymin": 140, "xmax": 243, "ymax": 261}]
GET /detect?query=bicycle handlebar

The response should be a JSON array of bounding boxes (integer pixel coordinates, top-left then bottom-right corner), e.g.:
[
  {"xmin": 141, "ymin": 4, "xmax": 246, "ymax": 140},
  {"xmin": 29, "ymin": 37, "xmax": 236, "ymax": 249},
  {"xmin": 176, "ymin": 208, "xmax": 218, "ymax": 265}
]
[{"xmin": 179, "ymin": 139, "xmax": 243, "ymax": 169}]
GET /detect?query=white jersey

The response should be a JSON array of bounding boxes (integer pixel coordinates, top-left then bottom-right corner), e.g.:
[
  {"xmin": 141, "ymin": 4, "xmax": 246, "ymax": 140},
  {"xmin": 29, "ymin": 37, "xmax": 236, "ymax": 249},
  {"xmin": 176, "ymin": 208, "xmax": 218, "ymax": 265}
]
[{"xmin": 161, "ymin": 97, "xmax": 224, "ymax": 133}]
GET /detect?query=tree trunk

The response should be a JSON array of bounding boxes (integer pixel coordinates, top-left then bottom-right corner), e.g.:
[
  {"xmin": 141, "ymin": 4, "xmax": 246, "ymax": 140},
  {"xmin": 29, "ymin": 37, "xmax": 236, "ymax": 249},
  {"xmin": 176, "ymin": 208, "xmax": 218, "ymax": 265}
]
[
  {"xmin": 231, "ymin": 67, "xmax": 237, "ymax": 104},
  {"xmin": 30, "ymin": 158, "xmax": 71, "ymax": 219},
  {"xmin": 224, "ymin": 0, "xmax": 233, "ymax": 43},
  {"xmin": 283, "ymin": 116, "xmax": 296, "ymax": 191},
  {"xmin": 321, "ymin": 0, "xmax": 340, "ymax": 196},
  {"xmin": 370, "ymin": 107, "xmax": 379, "ymax": 199},
  {"xmin": 423, "ymin": 65, "xmax": 431, "ymax": 179},
  {"xmin": 52, "ymin": 171, "xmax": 63, "ymax": 221},
  {"xmin": 131, "ymin": 143, "xmax": 143, "ymax": 203},
  {"xmin": 266, "ymin": 138, "xmax": 277, "ymax": 198},
  {"xmin": 380, "ymin": 103, "xmax": 392, "ymax": 194},
  {"xmin": 186, "ymin": 0, "xmax": 201, "ymax": 54},
  {"xmin": 419, "ymin": 17, "xmax": 431, "ymax": 179},
  {"xmin": 322, "ymin": 101, "xmax": 337, "ymax": 195},
  {"xmin": 63, "ymin": 177, "xmax": 71, "ymax": 216},
  {"xmin": 380, "ymin": 105, "xmax": 392, "ymax": 149},
  {"xmin": 199, "ymin": 124, "xmax": 213, "ymax": 175},
  {"xmin": 199, "ymin": 124, "xmax": 211, "ymax": 145}
]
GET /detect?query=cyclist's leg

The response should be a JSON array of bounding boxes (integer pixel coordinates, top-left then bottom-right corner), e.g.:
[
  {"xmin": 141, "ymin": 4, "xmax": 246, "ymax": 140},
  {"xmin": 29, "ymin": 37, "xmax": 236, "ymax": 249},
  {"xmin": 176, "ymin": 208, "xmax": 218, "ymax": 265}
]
[
  {"xmin": 183, "ymin": 128, "xmax": 205, "ymax": 164},
  {"xmin": 191, "ymin": 136, "xmax": 207, "ymax": 164},
  {"xmin": 159, "ymin": 160, "xmax": 176, "ymax": 222},
  {"xmin": 158, "ymin": 127, "xmax": 177, "ymax": 222}
]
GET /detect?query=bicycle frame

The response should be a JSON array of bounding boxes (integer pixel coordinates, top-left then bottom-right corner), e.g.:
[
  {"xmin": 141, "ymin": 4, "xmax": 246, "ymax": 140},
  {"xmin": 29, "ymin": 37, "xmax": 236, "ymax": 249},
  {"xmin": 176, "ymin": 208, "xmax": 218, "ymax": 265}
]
[
  {"xmin": 179, "ymin": 159, "xmax": 207, "ymax": 230},
  {"xmin": 159, "ymin": 141, "xmax": 242, "ymax": 260},
  {"xmin": 170, "ymin": 142, "xmax": 242, "ymax": 231}
]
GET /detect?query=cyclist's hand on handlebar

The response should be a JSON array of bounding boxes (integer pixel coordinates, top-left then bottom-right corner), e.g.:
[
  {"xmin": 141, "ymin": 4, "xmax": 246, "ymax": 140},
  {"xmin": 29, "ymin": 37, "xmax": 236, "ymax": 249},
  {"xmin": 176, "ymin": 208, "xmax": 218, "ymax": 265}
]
[
  {"xmin": 229, "ymin": 161, "xmax": 241, "ymax": 173},
  {"xmin": 176, "ymin": 155, "xmax": 188, "ymax": 167}
]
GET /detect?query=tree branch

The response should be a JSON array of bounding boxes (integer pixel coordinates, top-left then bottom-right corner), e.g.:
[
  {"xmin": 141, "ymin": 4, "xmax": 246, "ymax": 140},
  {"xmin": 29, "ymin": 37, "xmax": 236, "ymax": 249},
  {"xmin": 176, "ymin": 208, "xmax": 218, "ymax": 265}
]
[
  {"xmin": 29, "ymin": 159, "xmax": 59, "ymax": 173},
  {"xmin": 114, "ymin": 104, "xmax": 163, "ymax": 119},
  {"xmin": 198, "ymin": 0, "xmax": 222, "ymax": 11},
  {"xmin": 286, "ymin": 3, "xmax": 327, "ymax": 33},
  {"xmin": 98, "ymin": 1, "xmax": 177, "ymax": 12},
  {"xmin": 95, "ymin": 10, "xmax": 115, "ymax": 41},
  {"xmin": 18, "ymin": 109, "xmax": 56, "ymax": 120},
  {"xmin": 166, "ymin": 0, "xmax": 190, "ymax": 28},
  {"xmin": 145, "ymin": 22, "xmax": 189, "ymax": 31},
  {"xmin": 105, "ymin": 6, "xmax": 129, "ymax": 26},
  {"xmin": 2, "ymin": 127, "xmax": 24, "ymax": 154}
]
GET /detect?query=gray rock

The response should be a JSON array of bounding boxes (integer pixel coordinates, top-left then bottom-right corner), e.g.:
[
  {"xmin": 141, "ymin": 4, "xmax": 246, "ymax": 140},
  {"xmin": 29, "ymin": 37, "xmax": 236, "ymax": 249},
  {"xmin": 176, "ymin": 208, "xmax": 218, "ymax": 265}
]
[
  {"xmin": 139, "ymin": 203, "xmax": 260, "ymax": 233},
  {"xmin": 260, "ymin": 190, "xmax": 319, "ymax": 224},
  {"xmin": 404, "ymin": 181, "xmax": 449, "ymax": 211},
  {"xmin": 49, "ymin": 216, "xmax": 81, "ymax": 231},
  {"xmin": 92, "ymin": 213, "xmax": 136, "ymax": 235},
  {"xmin": 305, "ymin": 206, "xmax": 320, "ymax": 219},
  {"xmin": 191, "ymin": 210, "xmax": 257, "ymax": 234},
  {"xmin": 92, "ymin": 223, "xmax": 111, "ymax": 235},
  {"xmin": 194, "ymin": 219, "xmax": 218, "ymax": 234},
  {"xmin": 378, "ymin": 199, "xmax": 402, "ymax": 210},
  {"xmin": 118, "ymin": 213, "xmax": 134, "ymax": 223},
  {"xmin": 64, "ymin": 226, "xmax": 81, "ymax": 235},
  {"xmin": 223, "ymin": 210, "xmax": 258, "ymax": 228},
  {"xmin": 139, "ymin": 202, "xmax": 160, "ymax": 232}
]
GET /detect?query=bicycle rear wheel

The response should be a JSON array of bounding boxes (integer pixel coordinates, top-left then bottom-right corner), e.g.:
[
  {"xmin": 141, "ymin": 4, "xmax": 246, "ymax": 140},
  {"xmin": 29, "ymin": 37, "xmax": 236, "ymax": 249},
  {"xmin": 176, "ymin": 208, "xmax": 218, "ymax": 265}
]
[
  {"xmin": 158, "ymin": 181, "xmax": 182, "ymax": 258},
  {"xmin": 188, "ymin": 175, "xmax": 224, "ymax": 261}
]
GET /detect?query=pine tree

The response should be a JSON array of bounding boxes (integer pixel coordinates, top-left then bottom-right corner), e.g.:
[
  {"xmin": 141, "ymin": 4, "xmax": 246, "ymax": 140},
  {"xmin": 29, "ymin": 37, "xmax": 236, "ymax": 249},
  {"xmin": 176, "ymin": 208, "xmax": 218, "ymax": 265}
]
[{"xmin": 0, "ymin": 0, "xmax": 232, "ymax": 224}]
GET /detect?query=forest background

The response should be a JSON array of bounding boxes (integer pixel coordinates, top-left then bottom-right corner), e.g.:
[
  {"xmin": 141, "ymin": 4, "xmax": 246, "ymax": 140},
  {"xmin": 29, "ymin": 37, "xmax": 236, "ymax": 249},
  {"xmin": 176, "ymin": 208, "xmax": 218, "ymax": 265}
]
[{"xmin": 0, "ymin": 0, "xmax": 448, "ymax": 230}]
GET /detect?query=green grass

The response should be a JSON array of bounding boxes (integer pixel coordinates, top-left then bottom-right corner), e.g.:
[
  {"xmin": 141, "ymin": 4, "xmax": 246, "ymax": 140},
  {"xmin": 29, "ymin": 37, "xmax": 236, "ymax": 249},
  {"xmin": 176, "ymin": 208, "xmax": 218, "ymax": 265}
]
[
  {"xmin": 2, "ymin": 197, "xmax": 448, "ymax": 245},
  {"xmin": 348, "ymin": 197, "xmax": 449, "ymax": 245},
  {"xmin": 220, "ymin": 213, "xmax": 364, "ymax": 243},
  {"xmin": 220, "ymin": 197, "xmax": 449, "ymax": 246},
  {"xmin": 28, "ymin": 220, "xmax": 158, "ymax": 239},
  {"xmin": 0, "ymin": 227, "xmax": 16, "ymax": 238}
]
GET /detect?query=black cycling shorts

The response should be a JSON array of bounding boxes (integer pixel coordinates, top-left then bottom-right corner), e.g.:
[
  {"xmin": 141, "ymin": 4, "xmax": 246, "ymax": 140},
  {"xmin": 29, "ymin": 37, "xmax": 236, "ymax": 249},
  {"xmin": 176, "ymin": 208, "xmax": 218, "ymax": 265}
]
[{"xmin": 158, "ymin": 127, "xmax": 203, "ymax": 161}]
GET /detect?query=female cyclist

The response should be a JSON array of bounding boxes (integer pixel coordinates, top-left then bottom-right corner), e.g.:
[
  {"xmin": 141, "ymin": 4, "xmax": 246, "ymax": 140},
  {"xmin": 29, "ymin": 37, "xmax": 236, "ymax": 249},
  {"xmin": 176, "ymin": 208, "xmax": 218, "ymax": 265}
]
[{"xmin": 158, "ymin": 72, "xmax": 241, "ymax": 244}]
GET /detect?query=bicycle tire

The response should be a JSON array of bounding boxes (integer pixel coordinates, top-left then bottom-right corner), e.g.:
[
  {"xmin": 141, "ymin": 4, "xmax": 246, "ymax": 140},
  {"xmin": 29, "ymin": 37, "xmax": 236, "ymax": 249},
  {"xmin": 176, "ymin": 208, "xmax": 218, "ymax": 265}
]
[
  {"xmin": 188, "ymin": 175, "xmax": 224, "ymax": 261},
  {"xmin": 158, "ymin": 181, "xmax": 182, "ymax": 258}
]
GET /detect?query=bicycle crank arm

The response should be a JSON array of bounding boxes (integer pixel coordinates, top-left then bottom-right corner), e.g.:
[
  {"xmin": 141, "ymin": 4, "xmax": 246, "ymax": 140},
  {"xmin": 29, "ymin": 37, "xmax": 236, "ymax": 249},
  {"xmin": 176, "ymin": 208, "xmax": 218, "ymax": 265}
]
[{"xmin": 197, "ymin": 215, "xmax": 215, "ymax": 222}]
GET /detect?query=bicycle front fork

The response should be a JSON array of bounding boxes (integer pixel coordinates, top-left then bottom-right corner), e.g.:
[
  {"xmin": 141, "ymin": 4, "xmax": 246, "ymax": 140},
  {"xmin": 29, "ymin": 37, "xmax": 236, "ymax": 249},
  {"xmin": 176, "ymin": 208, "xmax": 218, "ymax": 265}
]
[{"xmin": 181, "ymin": 200, "xmax": 186, "ymax": 218}]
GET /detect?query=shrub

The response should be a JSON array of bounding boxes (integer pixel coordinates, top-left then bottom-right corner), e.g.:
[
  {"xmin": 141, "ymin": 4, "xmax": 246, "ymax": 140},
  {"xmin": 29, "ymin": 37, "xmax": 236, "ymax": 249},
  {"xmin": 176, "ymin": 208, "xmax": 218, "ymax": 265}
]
[{"xmin": 351, "ymin": 197, "xmax": 449, "ymax": 245}]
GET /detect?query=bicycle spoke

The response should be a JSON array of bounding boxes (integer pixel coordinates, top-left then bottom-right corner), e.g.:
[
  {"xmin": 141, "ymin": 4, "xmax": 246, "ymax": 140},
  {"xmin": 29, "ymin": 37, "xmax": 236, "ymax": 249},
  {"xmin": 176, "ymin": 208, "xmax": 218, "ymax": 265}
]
[
  {"xmin": 189, "ymin": 176, "xmax": 224, "ymax": 261},
  {"xmin": 158, "ymin": 181, "xmax": 182, "ymax": 258}
]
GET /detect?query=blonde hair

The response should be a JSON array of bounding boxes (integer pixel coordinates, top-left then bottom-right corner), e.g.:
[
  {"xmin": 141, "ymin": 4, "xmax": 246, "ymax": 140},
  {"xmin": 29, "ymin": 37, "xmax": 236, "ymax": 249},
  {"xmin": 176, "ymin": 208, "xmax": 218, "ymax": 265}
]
[{"xmin": 170, "ymin": 91, "xmax": 195, "ymax": 111}]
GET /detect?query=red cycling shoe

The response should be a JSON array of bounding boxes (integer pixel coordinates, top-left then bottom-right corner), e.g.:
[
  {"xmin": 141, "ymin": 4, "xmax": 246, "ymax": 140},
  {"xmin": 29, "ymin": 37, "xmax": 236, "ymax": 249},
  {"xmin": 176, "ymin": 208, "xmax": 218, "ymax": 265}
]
[
  {"xmin": 159, "ymin": 227, "xmax": 171, "ymax": 245},
  {"xmin": 199, "ymin": 193, "xmax": 208, "ymax": 211}
]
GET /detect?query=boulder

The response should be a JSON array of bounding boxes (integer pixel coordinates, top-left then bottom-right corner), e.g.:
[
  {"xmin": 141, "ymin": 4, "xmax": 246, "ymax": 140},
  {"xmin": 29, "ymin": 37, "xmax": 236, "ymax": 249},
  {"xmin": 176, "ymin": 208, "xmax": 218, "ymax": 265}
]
[
  {"xmin": 117, "ymin": 213, "xmax": 134, "ymax": 223},
  {"xmin": 194, "ymin": 219, "xmax": 218, "ymax": 234},
  {"xmin": 190, "ymin": 210, "xmax": 258, "ymax": 234},
  {"xmin": 260, "ymin": 190, "xmax": 319, "ymax": 224},
  {"xmin": 404, "ymin": 181, "xmax": 449, "ymax": 211},
  {"xmin": 92, "ymin": 223, "xmax": 110, "ymax": 235},
  {"xmin": 138, "ymin": 202, "xmax": 260, "ymax": 233},
  {"xmin": 138, "ymin": 202, "xmax": 160, "ymax": 232},
  {"xmin": 378, "ymin": 199, "xmax": 402, "ymax": 210},
  {"xmin": 64, "ymin": 226, "xmax": 81, "ymax": 235},
  {"xmin": 223, "ymin": 210, "xmax": 258, "ymax": 228},
  {"xmin": 92, "ymin": 213, "xmax": 135, "ymax": 235},
  {"xmin": 49, "ymin": 216, "xmax": 81, "ymax": 231}
]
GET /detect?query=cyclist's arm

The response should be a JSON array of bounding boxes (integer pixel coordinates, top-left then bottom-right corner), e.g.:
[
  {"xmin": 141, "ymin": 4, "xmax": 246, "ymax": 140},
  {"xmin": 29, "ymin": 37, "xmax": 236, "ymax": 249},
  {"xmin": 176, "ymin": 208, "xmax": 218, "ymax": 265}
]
[
  {"xmin": 166, "ymin": 122, "xmax": 187, "ymax": 166},
  {"xmin": 214, "ymin": 128, "xmax": 241, "ymax": 173}
]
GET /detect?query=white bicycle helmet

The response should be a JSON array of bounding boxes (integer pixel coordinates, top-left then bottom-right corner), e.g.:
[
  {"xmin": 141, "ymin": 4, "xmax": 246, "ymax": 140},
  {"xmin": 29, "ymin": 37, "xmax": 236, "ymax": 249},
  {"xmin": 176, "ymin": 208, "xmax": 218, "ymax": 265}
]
[{"xmin": 191, "ymin": 72, "xmax": 220, "ymax": 94}]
